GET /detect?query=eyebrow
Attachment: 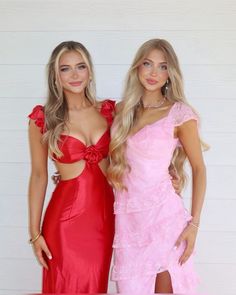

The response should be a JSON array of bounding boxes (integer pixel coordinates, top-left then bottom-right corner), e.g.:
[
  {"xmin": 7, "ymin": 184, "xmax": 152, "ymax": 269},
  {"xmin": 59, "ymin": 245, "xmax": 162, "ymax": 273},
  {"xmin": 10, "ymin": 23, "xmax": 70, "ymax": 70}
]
[
  {"xmin": 59, "ymin": 62, "xmax": 86, "ymax": 67},
  {"xmin": 143, "ymin": 58, "xmax": 167, "ymax": 64}
]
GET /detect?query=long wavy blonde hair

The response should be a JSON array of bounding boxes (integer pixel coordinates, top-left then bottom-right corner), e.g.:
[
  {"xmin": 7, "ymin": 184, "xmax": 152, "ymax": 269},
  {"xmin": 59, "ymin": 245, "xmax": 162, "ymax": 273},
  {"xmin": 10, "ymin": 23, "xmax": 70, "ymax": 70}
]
[
  {"xmin": 108, "ymin": 39, "xmax": 207, "ymax": 191},
  {"xmin": 42, "ymin": 41, "xmax": 96, "ymax": 157}
]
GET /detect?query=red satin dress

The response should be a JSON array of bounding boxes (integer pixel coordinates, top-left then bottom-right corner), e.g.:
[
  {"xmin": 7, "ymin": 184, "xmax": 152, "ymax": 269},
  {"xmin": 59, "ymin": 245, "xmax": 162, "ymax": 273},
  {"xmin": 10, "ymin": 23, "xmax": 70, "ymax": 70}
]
[{"xmin": 28, "ymin": 100, "xmax": 115, "ymax": 293}]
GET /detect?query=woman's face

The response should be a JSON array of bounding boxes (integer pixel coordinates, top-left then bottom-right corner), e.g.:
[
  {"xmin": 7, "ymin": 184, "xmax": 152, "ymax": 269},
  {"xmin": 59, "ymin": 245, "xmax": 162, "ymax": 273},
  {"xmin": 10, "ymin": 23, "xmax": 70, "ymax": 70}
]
[
  {"xmin": 138, "ymin": 49, "xmax": 169, "ymax": 93},
  {"xmin": 58, "ymin": 50, "xmax": 90, "ymax": 95}
]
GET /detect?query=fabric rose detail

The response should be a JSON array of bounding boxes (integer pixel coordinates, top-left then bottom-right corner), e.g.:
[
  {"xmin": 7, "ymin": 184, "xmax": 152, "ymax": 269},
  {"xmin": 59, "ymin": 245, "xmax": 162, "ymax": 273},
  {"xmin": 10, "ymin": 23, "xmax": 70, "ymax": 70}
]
[{"xmin": 84, "ymin": 146, "xmax": 103, "ymax": 164}]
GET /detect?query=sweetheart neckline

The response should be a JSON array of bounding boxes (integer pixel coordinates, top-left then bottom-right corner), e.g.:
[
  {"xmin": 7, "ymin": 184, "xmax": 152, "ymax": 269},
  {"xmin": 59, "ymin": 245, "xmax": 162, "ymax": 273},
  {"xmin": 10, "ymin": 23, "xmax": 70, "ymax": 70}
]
[
  {"xmin": 60, "ymin": 128, "xmax": 109, "ymax": 148},
  {"xmin": 59, "ymin": 100, "xmax": 112, "ymax": 148}
]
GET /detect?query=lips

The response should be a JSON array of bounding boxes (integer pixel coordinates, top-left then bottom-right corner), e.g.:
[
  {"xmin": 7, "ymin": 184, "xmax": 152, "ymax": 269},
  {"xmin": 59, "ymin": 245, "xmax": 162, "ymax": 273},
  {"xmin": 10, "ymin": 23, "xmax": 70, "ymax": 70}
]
[
  {"xmin": 69, "ymin": 81, "xmax": 82, "ymax": 87},
  {"xmin": 146, "ymin": 79, "xmax": 158, "ymax": 85}
]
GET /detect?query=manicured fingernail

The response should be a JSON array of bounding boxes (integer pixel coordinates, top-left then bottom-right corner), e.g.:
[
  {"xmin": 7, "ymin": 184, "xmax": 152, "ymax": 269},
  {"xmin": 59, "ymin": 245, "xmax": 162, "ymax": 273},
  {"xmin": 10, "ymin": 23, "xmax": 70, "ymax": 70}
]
[
  {"xmin": 173, "ymin": 246, "xmax": 177, "ymax": 250},
  {"xmin": 48, "ymin": 255, "xmax": 52, "ymax": 260}
]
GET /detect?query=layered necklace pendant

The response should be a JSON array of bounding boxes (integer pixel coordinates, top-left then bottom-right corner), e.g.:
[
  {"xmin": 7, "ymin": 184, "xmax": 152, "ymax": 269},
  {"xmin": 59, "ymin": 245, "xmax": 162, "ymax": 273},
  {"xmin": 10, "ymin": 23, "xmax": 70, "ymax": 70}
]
[{"xmin": 140, "ymin": 96, "xmax": 166, "ymax": 109}]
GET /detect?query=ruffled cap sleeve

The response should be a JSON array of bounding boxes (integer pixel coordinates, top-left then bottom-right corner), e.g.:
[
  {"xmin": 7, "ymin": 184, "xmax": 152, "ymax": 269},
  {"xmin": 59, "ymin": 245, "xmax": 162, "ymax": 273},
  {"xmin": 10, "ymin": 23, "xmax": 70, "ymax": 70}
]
[
  {"xmin": 171, "ymin": 102, "xmax": 199, "ymax": 127},
  {"xmin": 28, "ymin": 105, "xmax": 45, "ymax": 134},
  {"xmin": 100, "ymin": 99, "xmax": 116, "ymax": 126}
]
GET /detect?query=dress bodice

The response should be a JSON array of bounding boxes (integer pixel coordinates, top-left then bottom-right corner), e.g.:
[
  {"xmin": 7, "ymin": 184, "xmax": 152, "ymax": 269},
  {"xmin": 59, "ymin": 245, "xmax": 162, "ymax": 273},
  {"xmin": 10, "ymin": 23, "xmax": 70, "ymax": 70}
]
[
  {"xmin": 114, "ymin": 102, "xmax": 199, "ymax": 213},
  {"xmin": 126, "ymin": 102, "xmax": 198, "ymax": 182},
  {"xmin": 28, "ymin": 100, "xmax": 115, "ymax": 164}
]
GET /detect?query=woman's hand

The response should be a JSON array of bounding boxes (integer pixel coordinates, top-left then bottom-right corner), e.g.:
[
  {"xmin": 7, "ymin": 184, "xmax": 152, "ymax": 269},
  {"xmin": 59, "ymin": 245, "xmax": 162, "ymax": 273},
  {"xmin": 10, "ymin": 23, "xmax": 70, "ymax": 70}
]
[
  {"xmin": 31, "ymin": 235, "xmax": 52, "ymax": 269},
  {"xmin": 169, "ymin": 164, "xmax": 181, "ymax": 195},
  {"xmin": 174, "ymin": 223, "xmax": 198, "ymax": 265},
  {"xmin": 51, "ymin": 171, "xmax": 61, "ymax": 185}
]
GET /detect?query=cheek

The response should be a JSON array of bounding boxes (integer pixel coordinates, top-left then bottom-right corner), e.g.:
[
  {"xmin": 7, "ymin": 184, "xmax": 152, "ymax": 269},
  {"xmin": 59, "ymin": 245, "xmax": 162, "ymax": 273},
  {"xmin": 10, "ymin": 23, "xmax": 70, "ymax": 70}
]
[
  {"xmin": 159, "ymin": 72, "xmax": 169, "ymax": 83},
  {"xmin": 80, "ymin": 69, "xmax": 90, "ymax": 83},
  {"xmin": 138, "ymin": 65, "xmax": 147, "ymax": 75},
  {"xmin": 59, "ymin": 72, "xmax": 69, "ymax": 85},
  {"xmin": 137, "ymin": 66, "xmax": 147, "ymax": 82}
]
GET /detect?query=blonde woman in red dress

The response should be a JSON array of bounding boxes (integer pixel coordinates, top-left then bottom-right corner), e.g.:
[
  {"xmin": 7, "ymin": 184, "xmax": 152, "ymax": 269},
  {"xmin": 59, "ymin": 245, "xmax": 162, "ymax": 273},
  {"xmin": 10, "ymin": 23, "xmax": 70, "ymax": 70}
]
[{"xmin": 28, "ymin": 41, "xmax": 115, "ymax": 293}]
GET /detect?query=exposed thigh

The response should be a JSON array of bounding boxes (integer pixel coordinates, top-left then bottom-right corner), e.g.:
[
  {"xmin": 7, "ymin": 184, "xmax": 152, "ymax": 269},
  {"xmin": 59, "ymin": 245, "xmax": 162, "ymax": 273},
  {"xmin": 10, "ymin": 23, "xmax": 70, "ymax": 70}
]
[{"xmin": 155, "ymin": 271, "xmax": 173, "ymax": 293}]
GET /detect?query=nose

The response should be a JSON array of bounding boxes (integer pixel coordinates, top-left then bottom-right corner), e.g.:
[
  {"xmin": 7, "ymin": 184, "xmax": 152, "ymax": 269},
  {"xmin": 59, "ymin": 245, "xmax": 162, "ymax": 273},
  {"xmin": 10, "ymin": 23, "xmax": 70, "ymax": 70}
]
[
  {"xmin": 71, "ymin": 68, "xmax": 78, "ymax": 79},
  {"xmin": 150, "ymin": 67, "xmax": 158, "ymax": 76}
]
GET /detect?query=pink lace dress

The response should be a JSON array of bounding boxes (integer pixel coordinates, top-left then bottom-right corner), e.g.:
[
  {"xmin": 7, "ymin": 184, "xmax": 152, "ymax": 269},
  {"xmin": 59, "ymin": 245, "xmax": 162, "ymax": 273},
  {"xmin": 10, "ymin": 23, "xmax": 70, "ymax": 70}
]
[{"xmin": 112, "ymin": 102, "xmax": 199, "ymax": 293}]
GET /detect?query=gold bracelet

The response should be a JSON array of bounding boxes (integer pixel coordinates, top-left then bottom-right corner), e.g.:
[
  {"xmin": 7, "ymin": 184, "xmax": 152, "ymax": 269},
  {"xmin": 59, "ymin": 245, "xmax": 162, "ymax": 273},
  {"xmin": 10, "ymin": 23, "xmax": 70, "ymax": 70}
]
[
  {"xmin": 28, "ymin": 231, "xmax": 41, "ymax": 244},
  {"xmin": 188, "ymin": 221, "xmax": 199, "ymax": 229}
]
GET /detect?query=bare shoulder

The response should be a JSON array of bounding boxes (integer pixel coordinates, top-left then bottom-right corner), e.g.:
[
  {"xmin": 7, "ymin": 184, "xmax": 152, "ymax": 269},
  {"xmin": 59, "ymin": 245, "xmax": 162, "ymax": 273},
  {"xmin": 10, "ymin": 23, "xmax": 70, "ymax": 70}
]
[
  {"xmin": 95, "ymin": 100, "xmax": 103, "ymax": 110},
  {"xmin": 95, "ymin": 99, "xmax": 110, "ymax": 110},
  {"xmin": 115, "ymin": 101, "xmax": 123, "ymax": 113},
  {"xmin": 96, "ymin": 100, "xmax": 104, "ymax": 107}
]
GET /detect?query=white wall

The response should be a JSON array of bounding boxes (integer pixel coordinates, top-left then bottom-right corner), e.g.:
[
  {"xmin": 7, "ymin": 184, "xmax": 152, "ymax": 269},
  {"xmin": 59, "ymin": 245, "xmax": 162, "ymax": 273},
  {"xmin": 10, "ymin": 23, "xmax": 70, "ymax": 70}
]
[{"xmin": 0, "ymin": 0, "xmax": 236, "ymax": 294}]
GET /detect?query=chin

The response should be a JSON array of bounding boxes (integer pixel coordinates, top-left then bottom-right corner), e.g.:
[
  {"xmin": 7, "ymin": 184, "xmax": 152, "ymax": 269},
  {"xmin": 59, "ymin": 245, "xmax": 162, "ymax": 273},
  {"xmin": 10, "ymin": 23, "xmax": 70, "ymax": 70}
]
[
  {"xmin": 65, "ymin": 88, "xmax": 85, "ymax": 95},
  {"xmin": 143, "ymin": 85, "xmax": 160, "ymax": 92}
]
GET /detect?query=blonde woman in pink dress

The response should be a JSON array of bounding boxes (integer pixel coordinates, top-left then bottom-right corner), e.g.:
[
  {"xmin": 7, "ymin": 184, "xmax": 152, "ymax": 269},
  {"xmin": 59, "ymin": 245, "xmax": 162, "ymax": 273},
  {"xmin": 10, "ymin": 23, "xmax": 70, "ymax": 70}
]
[{"xmin": 108, "ymin": 39, "xmax": 207, "ymax": 294}]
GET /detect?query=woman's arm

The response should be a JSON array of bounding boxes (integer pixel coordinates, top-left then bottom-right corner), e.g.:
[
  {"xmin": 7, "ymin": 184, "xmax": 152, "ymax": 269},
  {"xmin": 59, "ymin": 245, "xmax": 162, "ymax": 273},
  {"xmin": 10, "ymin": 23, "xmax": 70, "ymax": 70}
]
[
  {"xmin": 175, "ymin": 120, "xmax": 206, "ymax": 264},
  {"xmin": 28, "ymin": 119, "xmax": 52, "ymax": 268}
]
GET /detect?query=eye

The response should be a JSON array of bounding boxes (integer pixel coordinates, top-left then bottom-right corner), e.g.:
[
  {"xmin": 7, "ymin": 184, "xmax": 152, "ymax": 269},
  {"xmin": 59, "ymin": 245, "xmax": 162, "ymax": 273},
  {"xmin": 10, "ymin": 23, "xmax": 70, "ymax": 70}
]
[
  {"xmin": 60, "ymin": 67, "xmax": 69, "ymax": 72},
  {"xmin": 160, "ymin": 64, "xmax": 168, "ymax": 71},
  {"xmin": 77, "ymin": 64, "xmax": 87, "ymax": 70},
  {"xmin": 143, "ymin": 61, "xmax": 152, "ymax": 67}
]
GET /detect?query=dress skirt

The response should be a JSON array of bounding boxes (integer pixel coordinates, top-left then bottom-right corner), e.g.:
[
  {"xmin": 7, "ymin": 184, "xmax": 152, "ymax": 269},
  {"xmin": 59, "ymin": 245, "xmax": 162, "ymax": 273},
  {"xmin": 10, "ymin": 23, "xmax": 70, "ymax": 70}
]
[{"xmin": 42, "ymin": 164, "xmax": 114, "ymax": 293}]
